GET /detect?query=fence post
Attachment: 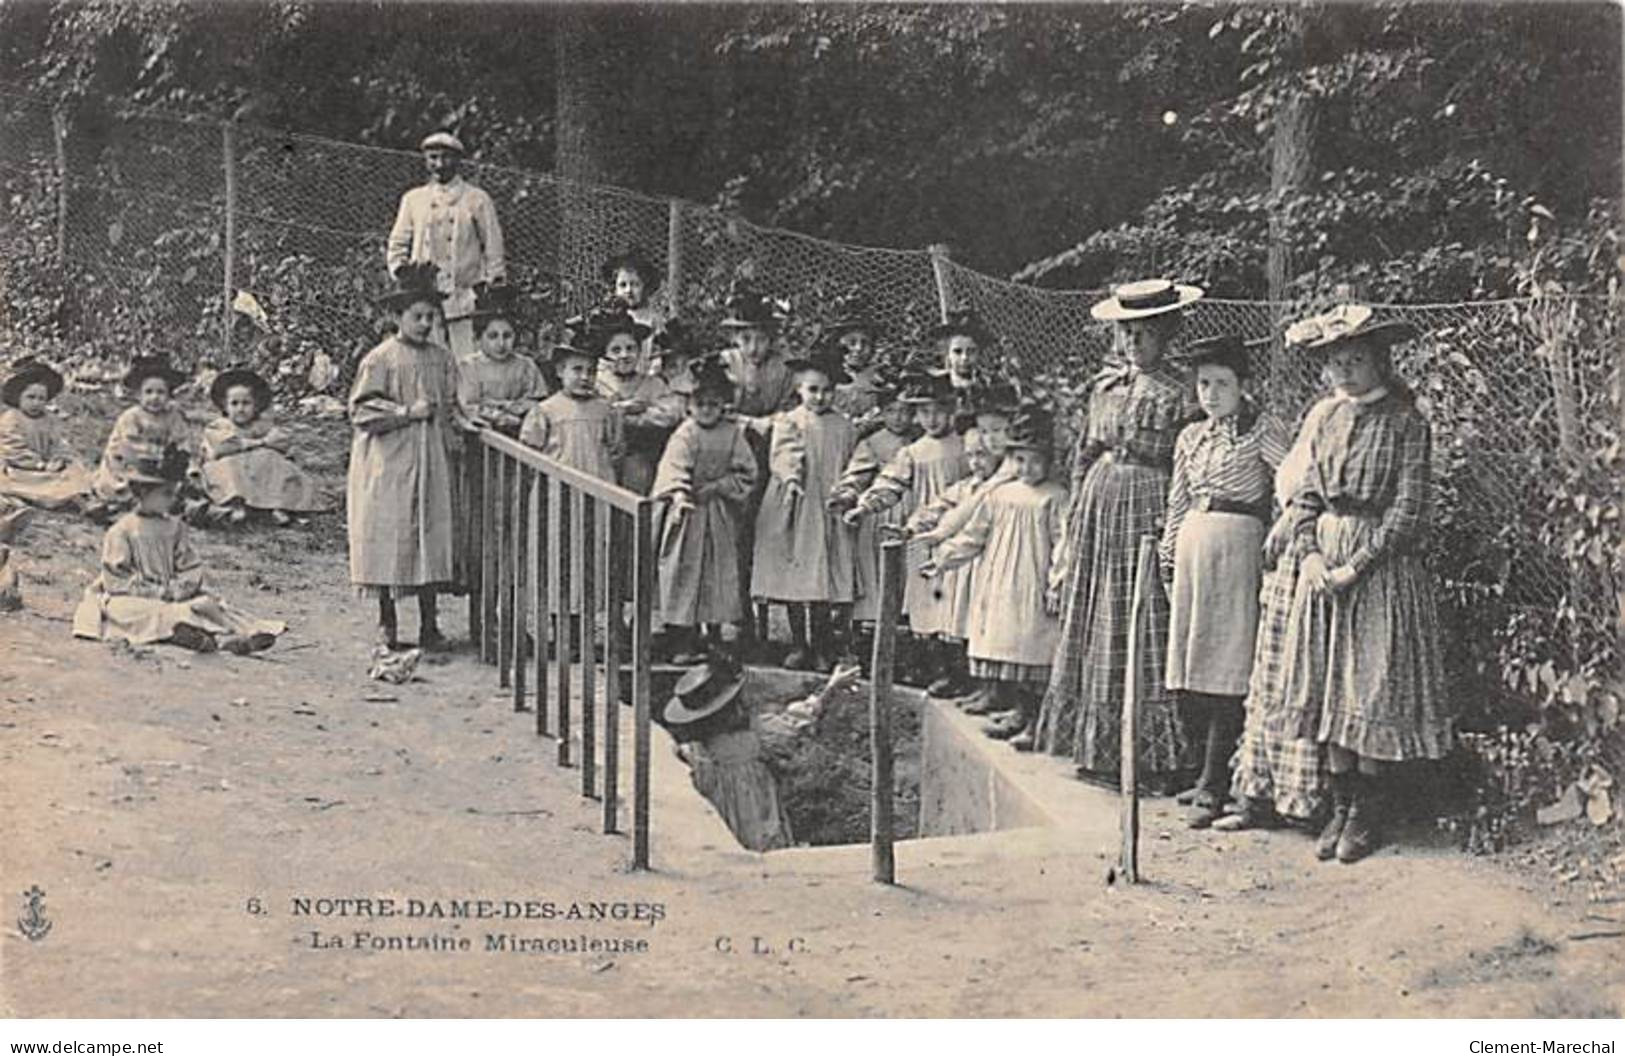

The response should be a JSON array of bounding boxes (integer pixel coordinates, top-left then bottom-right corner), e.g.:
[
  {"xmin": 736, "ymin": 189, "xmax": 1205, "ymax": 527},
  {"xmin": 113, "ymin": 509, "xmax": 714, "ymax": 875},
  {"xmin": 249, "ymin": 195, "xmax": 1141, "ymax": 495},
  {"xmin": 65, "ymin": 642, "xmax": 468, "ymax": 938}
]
[
  {"xmin": 52, "ymin": 109, "xmax": 68, "ymax": 269},
  {"xmin": 1119, "ymin": 534, "xmax": 1156, "ymax": 884},
  {"xmin": 631, "ymin": 499, "xmax": 655, "ymax": 870},
  {"xmin": 870, "ymin": 539, "xmax": 904, "ymax": 885},
  {"xmin": 666, "ymin": 199, "xmax": 683, "ymax": 316},
  {"xmin": 928, "ymin": 243, "xmax": 954, "ymax": 323},
  {"xmin": 222, "ymin": 120, "xmax": 238, "ymax": 360}
]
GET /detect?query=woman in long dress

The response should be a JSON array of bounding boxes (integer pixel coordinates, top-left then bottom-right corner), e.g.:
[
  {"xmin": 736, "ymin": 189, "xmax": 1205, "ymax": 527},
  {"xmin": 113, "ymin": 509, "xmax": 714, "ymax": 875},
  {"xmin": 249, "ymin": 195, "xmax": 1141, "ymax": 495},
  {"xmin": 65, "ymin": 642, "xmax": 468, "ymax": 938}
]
[
  {"xmin": 1028, "ymin": 279, "xmax": 1203, "ymax": 783},
  {"xmin": 1276, "ymin": 304, "xmax": 1452, "ymax": 863}
]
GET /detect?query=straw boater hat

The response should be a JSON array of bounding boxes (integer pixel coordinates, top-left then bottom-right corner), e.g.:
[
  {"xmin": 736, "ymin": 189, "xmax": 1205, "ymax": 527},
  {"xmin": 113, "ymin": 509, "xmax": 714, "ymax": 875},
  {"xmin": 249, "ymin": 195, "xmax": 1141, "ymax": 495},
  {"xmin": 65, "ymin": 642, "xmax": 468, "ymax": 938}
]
[
  {"xmin": 376, "ymin": 261, "xmax": 445, "ymax": 312},
  {"xmin": 599, "ymin": 249, "xmax": 661, "ymax": 293},
  {"xmin": 784, "ymin": 347, "xmax": 852, "ymax": 386},
  {"xmin": 1, "ymin": 357, "xmax": 65, "ymax": 407},
  {"xmin": 718, "ymin": 285, "xmax": 782, "ymax": 331},
  {"xmin": 122, "ymin": 355, "xmax": 189, "ymax": 393},
  {"xmin": 120, "ymin": 444, "xmax": 189, "ymax": 487},
  {"xmin": 662, "ymin": 655, "xmax": 748, "ymax": 740},
  {"xmin": 419, "ymin": 131, "xmax": 465, "ymax": 154},
  {"xmin": 1174, "ymin": 333, "xmax": 1255, "ymax": 378},
  {"xmin": 209, "ymin": 368, "xmax": 273, "ymax": 414},
  {"xmin": 928, "ymin": 307, "xmax": 992, "ymax": 344},
  {"xmin": 1285, "ymin": 303, "xmax": 1416, "ymax": 352},
  {"xmin": 1090, "ymin": 278, "xmax": 1205, "ymax": 322}
]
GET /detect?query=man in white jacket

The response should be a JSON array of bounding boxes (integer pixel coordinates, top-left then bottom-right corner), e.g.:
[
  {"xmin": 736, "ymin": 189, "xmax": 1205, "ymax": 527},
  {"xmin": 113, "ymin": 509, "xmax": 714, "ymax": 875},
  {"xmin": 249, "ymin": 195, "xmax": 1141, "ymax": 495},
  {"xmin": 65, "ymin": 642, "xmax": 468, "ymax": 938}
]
[{"xmin": 386, "ymin": 131, "xmax": 507, "ymax": 358}]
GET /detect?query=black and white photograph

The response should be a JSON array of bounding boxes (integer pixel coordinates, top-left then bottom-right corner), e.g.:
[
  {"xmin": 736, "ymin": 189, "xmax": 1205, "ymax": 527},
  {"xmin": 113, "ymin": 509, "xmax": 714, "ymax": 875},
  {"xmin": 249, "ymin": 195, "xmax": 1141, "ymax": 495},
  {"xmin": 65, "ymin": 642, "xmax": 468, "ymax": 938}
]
[{"xmin": 0, "ymin": 0, "xmax": 1621, "ymax": 1039}]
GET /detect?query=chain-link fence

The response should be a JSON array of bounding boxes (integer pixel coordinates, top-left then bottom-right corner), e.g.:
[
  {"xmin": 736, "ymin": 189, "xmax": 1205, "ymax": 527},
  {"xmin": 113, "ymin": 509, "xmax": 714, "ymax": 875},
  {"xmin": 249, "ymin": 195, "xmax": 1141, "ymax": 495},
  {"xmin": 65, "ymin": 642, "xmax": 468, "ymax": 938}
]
[{"xmin": 0, "ymin": 88, "xmax": 1618, "ymax": 629}]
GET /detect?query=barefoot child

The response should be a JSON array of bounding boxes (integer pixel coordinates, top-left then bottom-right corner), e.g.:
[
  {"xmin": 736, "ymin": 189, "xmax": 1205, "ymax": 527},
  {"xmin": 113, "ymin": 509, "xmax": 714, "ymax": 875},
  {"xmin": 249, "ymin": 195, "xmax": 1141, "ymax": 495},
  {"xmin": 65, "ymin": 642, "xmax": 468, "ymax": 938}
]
[
  {"xmin": 924, "ymin": 406, "xmax": 1066, "ymax": 748},
  {"xmin": 1159, "ymin": 335, "xmax": 1290, "ymax": 827},
  {"xmin": 457, "ymin": 281, "xmax": 549, "ymax": 436},
  {"xmin": 90, "ymin": 356, "xmax": 197, "ymax": 510},
  {"xmin": 201, "ymin": 368, "xmax": 322, "ymax": 526},
  {"xmin": 591, "ymin": 304, "xmax": 682, "ymax": 494},
  {"xmin": 0, "ymin": 358, "xmax": 94, "ymax": 510},
  {"xmin": 348, "ymin": 262, "xmax": 463, "ymax": 652},
  {"xmin": 843, "ymin": 370, "xmax": 969, "ymax": 695},
  {"xmin": 73, "ymin": 445, "xmax": 284, "ymax": 654},
  {"xmin": 653, "ymin": 356, "xmax": 758, "ymax": 663},
  {"xmin": 752, "ymin": 347, "xmax": 858, "ymax": 671}
]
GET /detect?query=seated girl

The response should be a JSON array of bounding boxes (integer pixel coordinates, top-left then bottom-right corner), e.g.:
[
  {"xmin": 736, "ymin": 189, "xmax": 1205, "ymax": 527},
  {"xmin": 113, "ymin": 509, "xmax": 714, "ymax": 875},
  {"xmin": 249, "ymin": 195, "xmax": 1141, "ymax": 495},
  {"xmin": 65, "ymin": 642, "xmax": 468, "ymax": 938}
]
[
  {"xmin": 90, "ymin": 356, "xmax": 198, "ymax": 512},
  {"xmin": 201, "ymin": 368, "xmax": 322, "ymax": 527},
  {"xmin": 73, "ymin": 445, "xmax": 285, "ymax": 654},
  {"xmin": 0, "ymin": 358, "xmax": 95, "ymax": 510}
]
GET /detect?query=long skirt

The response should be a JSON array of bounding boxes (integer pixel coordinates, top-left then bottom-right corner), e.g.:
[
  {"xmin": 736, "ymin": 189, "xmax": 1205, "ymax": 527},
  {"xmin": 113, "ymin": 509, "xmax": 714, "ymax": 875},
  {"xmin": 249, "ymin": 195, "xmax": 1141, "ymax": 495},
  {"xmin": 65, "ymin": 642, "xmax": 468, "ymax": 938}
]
[
  {"xmin": 1166, "ymin": 511, "xmax": 1264, "ymax": 696},
  {"xmin": 72, "ymin": 590, "xmax": 286, "ymax": 646},
  {"xmin": 0, "ymin": 462, "xmax": 94, "ymax": 509},
  {"xmin": 1034, "ymin": 456, "xmax": 1196, "ymax": 776},
  {"xmin": 686, "ymin": 729, "xmax": 793, "ymax": 851},
  {"xmin": 1230, "ymin": 537, "xmax": 1326, "ymax": 820},
  {"xmin": 1281, "ymin": 511, "xmax": 1452, "ymax": 761}
]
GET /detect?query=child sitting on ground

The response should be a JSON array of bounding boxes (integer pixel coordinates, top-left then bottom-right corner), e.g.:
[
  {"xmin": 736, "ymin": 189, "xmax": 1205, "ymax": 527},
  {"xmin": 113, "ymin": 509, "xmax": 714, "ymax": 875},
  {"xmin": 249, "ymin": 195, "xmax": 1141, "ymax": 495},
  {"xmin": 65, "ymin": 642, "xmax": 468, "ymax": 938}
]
[
  {"xmin": 456, "ymin": 281, "xmax": 549, "ymax": 436},
  {"xmin": 0, "ymin": 357, "xmax": 95, "ymax": 511},
  {"xmin": 200, "ymin": 368, "xmax": 322, "ymax": 527},
  {"xmin": 652, "ymin": 356, "xmax": 758, "ymax": 664},
  {"xmin": 923, "ymin": 406, "xmax": 1066, "ymax": 749},
  {"xmin": 90, "ymin": 356, "xmax": 199, "ymax": 515},
  {"xmin": 72, "ymin": 445, "xmax": 285, "ymax": 654}
]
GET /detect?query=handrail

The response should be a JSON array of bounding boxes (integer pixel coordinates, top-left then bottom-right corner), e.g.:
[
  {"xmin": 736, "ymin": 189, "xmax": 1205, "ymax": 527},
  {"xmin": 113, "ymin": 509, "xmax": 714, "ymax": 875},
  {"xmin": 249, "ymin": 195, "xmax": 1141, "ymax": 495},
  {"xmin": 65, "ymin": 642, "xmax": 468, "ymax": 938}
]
[{"xmin": 475, "ymin": 427, "xmax": 652, "ymax": 514}]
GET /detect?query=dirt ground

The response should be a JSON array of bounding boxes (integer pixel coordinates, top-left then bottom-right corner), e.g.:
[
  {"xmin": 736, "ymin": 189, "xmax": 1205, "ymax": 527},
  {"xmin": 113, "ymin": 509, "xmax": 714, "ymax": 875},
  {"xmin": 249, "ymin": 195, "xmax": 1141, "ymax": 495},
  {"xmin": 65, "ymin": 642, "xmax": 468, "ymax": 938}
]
[{"xmin": 2, "ymin": 397, "xmax": 1623, "ymax": 1018}]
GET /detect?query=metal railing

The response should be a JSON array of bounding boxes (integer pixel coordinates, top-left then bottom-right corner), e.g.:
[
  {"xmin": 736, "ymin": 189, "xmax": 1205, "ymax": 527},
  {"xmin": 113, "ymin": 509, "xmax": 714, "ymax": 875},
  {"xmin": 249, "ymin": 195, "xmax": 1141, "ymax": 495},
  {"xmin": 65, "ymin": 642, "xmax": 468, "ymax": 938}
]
[{"xmin": 461, "ymin": 427, "xmax": 657, "ymax": 870}]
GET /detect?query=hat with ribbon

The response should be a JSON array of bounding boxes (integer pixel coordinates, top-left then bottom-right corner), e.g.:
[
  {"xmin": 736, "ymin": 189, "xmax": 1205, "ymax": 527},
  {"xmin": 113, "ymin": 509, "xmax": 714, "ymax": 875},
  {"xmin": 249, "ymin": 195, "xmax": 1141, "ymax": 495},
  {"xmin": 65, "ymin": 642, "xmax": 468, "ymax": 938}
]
[
  {"xmin": 898, "ymin": 369, "xmax": 957, "ymax": 405},
  {"xmin": 1090, "ymin": 278, "xmax": 1205, "ymax": 322},
  {"xmin": 121, "ymin": 443, "xmax": 190, "ymax": 487},
  {"xmin": 468, "ymin": 280, "xmax": 523, "ymax": 331},
  {"xmin": 968, "ymin": 379, "xmax": 1021, "ymax": 416},
  {"xmin": 1174, "ymin": 333, "xmax": 1258, "ymax": 379},
  {"xmin": 419, "ymin": 131, "xmax": 465, "ymax": 154},
  {"xmin": 662, "ymin": 654, "xmax": 749, "ymax": 733},
  {"xmin": 688, "ymin": 353, "xmax": 736, "ymax": 399},
  {"xmin": 718, "ymin": 283, "xmax": 783, "ymax": 331},
  {"xmin": 653, "ymin": 318, "xmax": 707, "ymax": 362},
  {"xmin": 376, "ymin": 261, "xmax": 446, "ymax": 312},
  {"xmin": 784, "ymin": 347, "xmax": 852, "ymax": 386},
  {"xmin": 927, "ymin": 307, "xmax": 993, "ymax": 344},
  {"xmin": 825, "ymin": 290, "xmax": 875, "ymax": 338},
  {"xmin": 579, "ymin": 303, "xmax": 653, "ymax": 351},
  {"xmin": 1, "ymin": 357, "xmax": 65, "ymax": 407},
  {"xmin": 122, "ymin": 355, "xmax": 189, "ymax": 394},
  {"xmin": 1006, "ymin": 402, "xmax": 1056, "ymax": 452},
  {"xmin": 1284, "ymin": 303, "xmax": 1417, "ymax": 352},
  {"xmin": 209, "ymin": 368, "xmax": 273, "ymax": 414},
  {"xmin": 599, "ymin": 249, "xmax": 661, "ymax": 293}
]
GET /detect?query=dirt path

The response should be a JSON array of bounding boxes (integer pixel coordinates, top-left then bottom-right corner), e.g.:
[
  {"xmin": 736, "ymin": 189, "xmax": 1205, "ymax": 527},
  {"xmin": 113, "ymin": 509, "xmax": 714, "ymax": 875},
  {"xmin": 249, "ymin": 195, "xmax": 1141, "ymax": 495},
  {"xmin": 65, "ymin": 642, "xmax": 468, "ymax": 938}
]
[{"xmin": 1, "ymin": 410, "xmax": 1622, "ymax": 1018}]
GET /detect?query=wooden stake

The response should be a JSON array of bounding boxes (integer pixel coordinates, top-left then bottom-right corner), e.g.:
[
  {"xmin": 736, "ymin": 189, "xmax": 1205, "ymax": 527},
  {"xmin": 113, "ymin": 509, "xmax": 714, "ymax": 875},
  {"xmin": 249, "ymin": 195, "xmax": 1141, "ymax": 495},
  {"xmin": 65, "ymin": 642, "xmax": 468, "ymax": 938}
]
[
  {"xmin": 870, "ymin": 539, "xmax": 904, "ymax": 885},
  {"xmin": 928, "ymin": 243, "xmax": 954, "ymax": 323},
  {"xmin": 51, "ymin": 109, "xmax": 68, "ymax": 269},
  {"xmin": 221, "ymin": 120, "xmax": 237, "ymax": 359},
  {"xmin": 1120, "ymin": 534, "xmax": 1156, "ymax": 884},
  {"xmin": 666, "ymin": 199, "xmax": 683, "ymax": 317}
]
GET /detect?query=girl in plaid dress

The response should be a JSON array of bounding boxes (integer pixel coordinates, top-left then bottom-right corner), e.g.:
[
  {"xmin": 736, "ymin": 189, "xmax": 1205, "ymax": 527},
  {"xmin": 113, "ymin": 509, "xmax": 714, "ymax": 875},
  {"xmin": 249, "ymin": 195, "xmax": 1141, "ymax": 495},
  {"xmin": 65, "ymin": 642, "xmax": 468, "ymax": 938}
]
[
  {"xmin": 1029, "ymin": 280, "xmax": 1203, "ymax": 779},
  {"xmin": 1276, "ymin": 305, "xmax": 1451, "ymax": 864}
]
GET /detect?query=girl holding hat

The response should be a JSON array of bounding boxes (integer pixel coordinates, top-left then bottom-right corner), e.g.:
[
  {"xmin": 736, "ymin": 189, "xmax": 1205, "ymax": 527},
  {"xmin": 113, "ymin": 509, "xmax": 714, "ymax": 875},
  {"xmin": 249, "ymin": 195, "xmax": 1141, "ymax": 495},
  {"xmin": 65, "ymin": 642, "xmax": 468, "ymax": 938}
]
[
  {"xmin": 600, "ymin": 249, "xmax": 667, "ymax": 359},
  {"xmin": 924, "ymin": 404, "xmax": 1067, "ymax": 747},
  {"xmin": 1275, "ymin": 304, "xmax": 1450, "ymax": 863},
  {"xmin": 1157, "ymin": 335, "xmax": 1291, "ymax": 827},
  {"xmin": 456, "ymin": 281, "xmax": 549, "ymax": 437},
  {"xmin": 751, "ymin": 346, "xmax": 859, "ymax": 671},
  {"xmin": 652, "ymin": 355, "xmax": 758, "ymax": 664},
  {"xmin": 0, "ymin": 358, "xmax": 95, "ymax": 510},
  {"xmin": 348, "ymin": 262, "xmax": 465, "ymax": 652},
  {"xmin": 843, "ymin": 370, "xmax": 971, "ymax": 696},
  {"xmin": 590, "ymin": 303, "xmax": 683, "ymax": 495},
  {"xmin": 665, "ymin": 655, "xmax": 864, "ymax": 851},
  {"xmin": 90, "ymin": 355, "xmax": 198, "ymax": 511},
  {"xmin": 200, "ymin": 368, "xmax": 322, "ymax": 527},
  {"xmin": 72, "ymin": 444, "xmax": 284, "ymax": 654},
  {"xmin": 1032, "ymin": 278, "xmax": 1204, "ymax": 775}
]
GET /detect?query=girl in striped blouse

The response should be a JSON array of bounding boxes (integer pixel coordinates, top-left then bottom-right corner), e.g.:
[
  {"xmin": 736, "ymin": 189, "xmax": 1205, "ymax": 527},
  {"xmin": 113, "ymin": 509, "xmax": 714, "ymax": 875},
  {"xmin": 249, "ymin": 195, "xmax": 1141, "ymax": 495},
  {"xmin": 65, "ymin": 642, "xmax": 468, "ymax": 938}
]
[{"xmin": 1159, "ymin": 335, "xmax": 1290, "ymax": 828}]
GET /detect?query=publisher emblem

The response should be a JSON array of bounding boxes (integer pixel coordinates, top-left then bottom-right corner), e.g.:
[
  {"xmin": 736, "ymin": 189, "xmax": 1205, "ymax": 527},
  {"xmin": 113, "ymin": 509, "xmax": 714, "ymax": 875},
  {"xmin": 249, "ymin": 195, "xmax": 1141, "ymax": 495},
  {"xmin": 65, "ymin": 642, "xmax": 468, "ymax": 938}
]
[{"xmin": 18, "ymin": 885, "xmax": 51, "ymax": 942}]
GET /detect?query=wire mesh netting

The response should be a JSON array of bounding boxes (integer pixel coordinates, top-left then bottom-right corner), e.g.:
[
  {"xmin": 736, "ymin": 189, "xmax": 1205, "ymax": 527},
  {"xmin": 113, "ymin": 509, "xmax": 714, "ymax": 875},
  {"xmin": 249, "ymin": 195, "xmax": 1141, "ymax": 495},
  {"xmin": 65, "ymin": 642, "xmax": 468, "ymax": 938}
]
[{"xmin": 0, "ymin": 92, "xmax": 1617, "ymax": 624}]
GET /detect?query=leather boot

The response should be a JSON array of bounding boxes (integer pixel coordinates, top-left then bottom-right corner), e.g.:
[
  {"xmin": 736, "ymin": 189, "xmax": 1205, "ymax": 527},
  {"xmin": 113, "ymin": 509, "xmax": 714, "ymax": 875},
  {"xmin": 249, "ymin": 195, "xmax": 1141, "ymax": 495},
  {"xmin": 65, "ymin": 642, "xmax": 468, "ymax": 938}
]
[
  {"xmin": 1316, "ymin": 771, "xmax": 1353, "ymax": 861},
  {"xmin": 1337, "ymin": 774, "xmax": 1383, "ymax": 864}
]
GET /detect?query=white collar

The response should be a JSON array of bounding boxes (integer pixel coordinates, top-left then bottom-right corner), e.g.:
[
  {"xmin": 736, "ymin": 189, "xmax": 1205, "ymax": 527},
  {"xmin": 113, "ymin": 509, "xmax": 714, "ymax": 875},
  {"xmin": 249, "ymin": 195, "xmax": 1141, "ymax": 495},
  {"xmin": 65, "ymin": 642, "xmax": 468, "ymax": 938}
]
[{"xmin": 1339, "ymin": 385, "xmax": 1389, "ymax": 407}]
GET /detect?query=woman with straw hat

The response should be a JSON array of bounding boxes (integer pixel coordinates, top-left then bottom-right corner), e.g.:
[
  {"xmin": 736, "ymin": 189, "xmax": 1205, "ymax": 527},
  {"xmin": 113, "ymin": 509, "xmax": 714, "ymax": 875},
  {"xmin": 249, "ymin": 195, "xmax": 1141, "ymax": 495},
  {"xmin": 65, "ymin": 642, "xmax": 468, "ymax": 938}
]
[
  {"xmin": 1274, "ymin": 303, "xmax": 1450, "ymax": 864},
  {"xmin": 1028, "ymin": 279, "xmax": 1203, "ymax": 782}
]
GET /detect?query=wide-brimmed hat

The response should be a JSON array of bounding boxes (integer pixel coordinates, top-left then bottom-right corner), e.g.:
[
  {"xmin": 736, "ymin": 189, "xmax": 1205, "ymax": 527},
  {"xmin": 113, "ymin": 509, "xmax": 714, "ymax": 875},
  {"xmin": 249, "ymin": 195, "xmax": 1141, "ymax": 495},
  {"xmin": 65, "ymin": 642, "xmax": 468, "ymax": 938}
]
[
  {"xmin": 376, "ymin": 261, "xmax": 446, "ymax": 312},
  {"xmin": 688, "ymin": 354, "xmax": 735, "ymax": 399},
  {"xmin": 123, "ymin": 355, "xmax": 189, "ymax": 393},
  {"xmin": 718, "ymin": 285, "xmax": 782, "ymax": 331},
  {"xmin": 652, "ymin": 318, "xmax": 704, "ymax": 361},
  {"xmin": 784, "ymin": 348, "xmax": 852, "ymax": 386},
  {"xmin": 419, "ymin": 131, "xmax": 465, "ymax": 154},
  {"xmin": 825, "ymin": 290, "xmax": 875, "ymax": 338},
  {"xmin": 928, "ymin": 307, "xmax": 992, "ymax": 344},
  {"xmin": 547, "ymin": 340, "xmax": 602, "ymax": 365},
  {"xmin": 662, "ymin": 656, "xmax": 748, "ymax": 729},
  {"xmin": 599, "ymin": 249, "xmax": 661, "ymax": 292},
  {"xmin": 1174, "ymin": 333, "xmax": 1258, "ymax": 378},
  {"xmin": 578, "ymin": 304, "xmax": 653, "ymax": 352},
  {"xmin": 469, "ymin": 280, "xmax": 523, "ymax": 331},
  {"xmin": 1285, "ymin": 303, "xmax": 1417, "ymax": 352},
  {"xmin": 209, "ymin": 368, "xmax": 273, "ymax": 413},
  {"xmin": 1006, "ymin": 403, "xmax": 1056, "ymax": 452},
  {"xmin": 121, "ymin": 444, "xmax": 189, "ymax": 487},
  {"xmin": 1091, "ymin": 279, "xmax": 1205, "ymax": 322},
  {"xmin": 968, "ymin": 379, "xmax": 1021, "ymax": 416},
  {"xmin": 898, "ymin": 369, "xmax": 957, "ymax": 405},
  {"xmin": 1, "ymin": 357, "xmax": 64, "ymax": 407}
]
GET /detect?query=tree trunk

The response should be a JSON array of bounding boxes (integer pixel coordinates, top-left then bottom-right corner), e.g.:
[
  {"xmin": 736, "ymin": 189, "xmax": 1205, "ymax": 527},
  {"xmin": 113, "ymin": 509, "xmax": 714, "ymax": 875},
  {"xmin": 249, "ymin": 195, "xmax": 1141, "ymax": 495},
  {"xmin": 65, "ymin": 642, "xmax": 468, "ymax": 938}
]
[{"xmin": 1266, "ymin": 5, "xmax": 1318, "ymax": 407}]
